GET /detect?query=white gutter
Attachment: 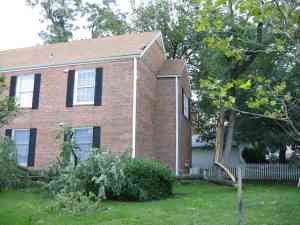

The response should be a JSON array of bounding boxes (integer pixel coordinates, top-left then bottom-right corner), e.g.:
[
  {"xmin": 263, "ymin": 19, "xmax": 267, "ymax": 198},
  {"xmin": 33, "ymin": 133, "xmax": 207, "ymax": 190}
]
[
  {"xmin": 0, "ymin": 54, "xmax": 140, "ymax": 73},
  {"xmin": 175, "ymin": 76, "xmax": 179, "ymax": 176},
  {"xmin": 132, "ymin": 57, "xmax": 138, "ymax": 158}
]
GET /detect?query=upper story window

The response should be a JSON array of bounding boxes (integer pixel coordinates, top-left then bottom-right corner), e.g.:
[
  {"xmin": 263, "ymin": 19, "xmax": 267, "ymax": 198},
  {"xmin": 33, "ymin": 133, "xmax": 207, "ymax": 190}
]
[
  {"xmin": 183, "ymin": 90, "xmax": 190, "ymax": 120},
  {"xmin": 74, "ymin": 127, "xmax": 93, "ymax": 160},
  {"xmin": 74, "ymin": 69, "xmax": 96, "ymax": 105},
  {"xmin": 13, "ymin": 129, "xmax": 30, "ymax": 167},
  {"xmin": 16, "ymin": 75, "xmax": 35, "ymax": 108}
]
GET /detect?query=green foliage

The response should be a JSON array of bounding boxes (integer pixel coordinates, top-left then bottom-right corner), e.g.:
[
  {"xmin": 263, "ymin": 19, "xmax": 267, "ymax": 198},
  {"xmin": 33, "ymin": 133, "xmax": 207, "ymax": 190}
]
[
  {"xmin": 0, "ymin": 138, "xmax": 29, "ymax": 191},
  {"xmin": 47, "ymin": 149, "xmax": 175, "ymax": 202},
  {"xmin": 0, "ymin": 75, "xmax": 17, "ymax": 126},
  {"xmin": 194, "ymin": 0, "xmax": 300, "ymax": 155},
  {"xmin": 26, "ymin": 0, "xmax": 82, "ymax": 43},
  {"xmin": 83, "ymin": 3, "xmax": 130, "ymax": 38},
  {"xmin": 48, "ymin": 191, "xmax": 101, "ymax": 215},
  {"xmin": 132, "ymin": 0, "xmax": 198, "ymax": 59},
  {"xmin": 114, "ymin": 159, "xmax": 175, "ymax": 201},
  {"xmin": 242, "ymin": 145, "xmax": 268, "ymax": 163}
]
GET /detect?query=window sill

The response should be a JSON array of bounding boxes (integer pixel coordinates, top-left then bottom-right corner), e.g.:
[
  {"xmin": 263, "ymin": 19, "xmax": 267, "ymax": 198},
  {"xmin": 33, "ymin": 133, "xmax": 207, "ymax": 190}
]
[{"xmin": 73, "ymin": 102, "xmax": 95, "ymax": 106}]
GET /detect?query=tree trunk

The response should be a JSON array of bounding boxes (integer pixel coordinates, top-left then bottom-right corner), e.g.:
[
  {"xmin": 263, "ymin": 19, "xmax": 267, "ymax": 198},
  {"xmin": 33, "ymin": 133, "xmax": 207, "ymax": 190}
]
[
  {"xmin": 214, "ymin": 111, "xmax": 225, "ymax": 162},
  {"xmin": 223, "ymin": 110, "xmax": 236, "ymax": 164}
]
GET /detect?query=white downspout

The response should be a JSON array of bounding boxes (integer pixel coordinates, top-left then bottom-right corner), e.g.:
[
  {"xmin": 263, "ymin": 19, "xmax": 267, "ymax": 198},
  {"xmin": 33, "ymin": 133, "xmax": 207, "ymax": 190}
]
[
  {"xmin": 132, "ymin": 57, "xmax": 137, "ymax": 158},
  {"xmin": 175, "ymin": 76, "xmax": 179, "ymax": 176}
]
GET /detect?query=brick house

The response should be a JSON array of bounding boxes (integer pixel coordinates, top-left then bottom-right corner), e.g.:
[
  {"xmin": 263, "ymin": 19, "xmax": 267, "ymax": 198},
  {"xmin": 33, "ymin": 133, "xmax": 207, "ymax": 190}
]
[{"xmin": 0, "ymin": 32, "xmax": 191, "ymax": 175}]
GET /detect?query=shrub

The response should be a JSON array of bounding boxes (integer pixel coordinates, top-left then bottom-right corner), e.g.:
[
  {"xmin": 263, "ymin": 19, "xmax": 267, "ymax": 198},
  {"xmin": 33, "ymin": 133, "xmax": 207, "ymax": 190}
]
[
  {"xmin": 0, "ymin": 137, "xmax": 29, "ymax": 191},
  {"xmin": 48, "ymin": 191, "xmax": 101, "ymax": 215},
  {"xmin": 109, "ymin": 159, "xmax": 176, "ymax": 201},
  {"xmin": 47, "ymin": 149, "xmax": 127, "ymax": 200},
  {"xmin": 47, "ymin": 149, "xmax": 175, "ymax": 202}
]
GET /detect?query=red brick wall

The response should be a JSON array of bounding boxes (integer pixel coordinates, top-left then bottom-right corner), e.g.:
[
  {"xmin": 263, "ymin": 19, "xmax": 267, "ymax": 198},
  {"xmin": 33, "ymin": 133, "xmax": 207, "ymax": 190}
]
[
  {"xmin": 1, "ymin": 60, "xmax": 134, "ymax": 168},
  {"xmin": 179, "ymin": 69, "xmax": 192, "ymax": 174},
  {"xmin": 135, "ymin": 41, "xmax": 165, "ymax": 160},
  {"xmin": 155, "ymin": 78, "xmax": 177, "ymax": 171}
]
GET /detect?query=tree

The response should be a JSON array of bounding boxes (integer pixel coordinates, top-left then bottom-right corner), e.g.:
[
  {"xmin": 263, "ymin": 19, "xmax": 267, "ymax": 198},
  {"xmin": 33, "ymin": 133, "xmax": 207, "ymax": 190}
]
[
  {"xmin": 82, "ymin": 3, "xmax": 130, "ymax": 38},
  {"xmin": 26, "ymin": 0, "xmax": 82, "ymax": 44},
  {"xmin": 193, "ymin": 0, "xmax": 300, "ymax": 167},
  {"xmin": 131, "ymin": 0, "xmax": 199, "ymax": 60}
]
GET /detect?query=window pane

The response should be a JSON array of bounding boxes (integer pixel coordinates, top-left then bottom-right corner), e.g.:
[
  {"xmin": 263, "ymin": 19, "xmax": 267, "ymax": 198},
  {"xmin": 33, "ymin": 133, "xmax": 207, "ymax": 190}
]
[
  {"xmin": 19, "ymin": 75, "xmax": 34, "ymax": 92},
  {"xmin": 14, "ymin": 130, "xmax": 30, "ymax": 167},
  {"xmin": 184, "ymin": 95, "xmax": 189, "ymax": 119},
  {"xmin": 14, "ymin": 130, "xmax": 30, "ymax": 144},
  {"xmin": 77, "ymin": 87, "xmax": 95, "ymax": 103},
  {"xmin": 16, "ymin": 75, "xmax": 34, "ymax": 108},
  {"xmin": 16, "ymin": 144, "xmax": 29, "ymax": 167},
  {"xmin": 74, "ymin": 128, "xmax": 93, "ymax": 161},
  {"xmin": 77, "ymin": 69, "xmax": 95, "ymax": 88},
  {"xmin": 17, "ymin": 92, "xmax": 33, "ymax": 108},
  {"xmin": 76, "ymin": 144, "xmax": 92, "ymax": 160},
  {"xmin": 74, "ymin": 128, "xmax": 92, "ymax": 143}
]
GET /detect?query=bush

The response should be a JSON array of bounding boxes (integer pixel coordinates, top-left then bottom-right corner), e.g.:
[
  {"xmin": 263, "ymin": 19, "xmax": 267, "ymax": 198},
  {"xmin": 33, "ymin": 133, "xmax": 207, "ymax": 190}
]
[
  {"xmin": 109, "ymin": 159, "xmax": 175, "ymax": 201},
  {"xmin": 48, "ymin": 191, "xmax": 101, "ymax": 215},
  {"xmin": 0, "ymin": 137, "xmax": 29, "ymax": 191},
  {"xmin": 47, "ymin": 149, "xmax": 175, "ymax": 202},
  {"xmin": 47, "ymin": 149, "xmax": 127, "ymax": 199}
]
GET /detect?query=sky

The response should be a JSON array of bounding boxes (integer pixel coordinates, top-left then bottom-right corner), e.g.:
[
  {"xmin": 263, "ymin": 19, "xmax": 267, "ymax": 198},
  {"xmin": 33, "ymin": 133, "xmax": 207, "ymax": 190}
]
[{"xmin": 0, "ymin": 0, "xmax": 138, "ymax": 51}]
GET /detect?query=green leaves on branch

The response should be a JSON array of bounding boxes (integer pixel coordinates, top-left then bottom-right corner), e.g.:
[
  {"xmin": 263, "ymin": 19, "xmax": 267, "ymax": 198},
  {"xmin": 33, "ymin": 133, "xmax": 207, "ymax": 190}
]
[
  {"xmin": 200, "ymin": 75, "xmax": 292, "ymax": 120},
  {"xmin": 200, "ymin": 78, "xmax": 253, "ymax": 110}
]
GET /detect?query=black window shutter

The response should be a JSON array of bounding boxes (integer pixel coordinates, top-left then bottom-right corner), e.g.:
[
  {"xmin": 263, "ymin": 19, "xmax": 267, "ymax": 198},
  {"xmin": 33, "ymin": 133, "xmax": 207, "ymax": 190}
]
[
  {"xmin": 9, "ymin": 76, "xmax": 17, "ymax": 97},
  {"xmin": 92, "ymin": 126, "xmax": 101, "ymax": 148},
  {"xmin": 64, "ymin": 130, "xmax": 72, "ymax": 142},
  {"xmin": 188, "ymin": 97, "xmax": 191, "ymax": 120},
  {"xmin": 182, "ymin": 88, "xmax": 185, "ymax": 113},
  {"xmin": 32, "ymin": 74, "xmax": 41, "ymax": 109},
  {"xmin": 66, "ymin": 70, "xmax": 75, "ymax": 107},
  {"xmin": 5, "ymin": 129, "xmax": 12, "ymax": 138},
  {"xmin": 94, "ymin": 68, "xmax": 103, "ymax": 106},
  {"xmin": 28, "ymin": 128, "xmax": 37, "ymax": 167}
]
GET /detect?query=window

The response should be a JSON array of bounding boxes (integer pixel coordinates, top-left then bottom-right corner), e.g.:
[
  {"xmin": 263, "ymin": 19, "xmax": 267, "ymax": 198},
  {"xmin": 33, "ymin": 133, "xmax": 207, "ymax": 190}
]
[
  {"xmin": 74, "ymin": 128, "xmax": 93, "ymax": 160},
  {"xmin": 16, "ymin": 75, "xmax": 34, "ymax": 108},
  {"xmin": 183, "ymin": 93, "xmax": 190, "ymax": 120},
  {"xmin": 74, "ymin": 69, "xmax": 96, "ymax": 105},
  {"xmin": 13, "ymin": 129, "xmax": 30, "ymax": 167}
]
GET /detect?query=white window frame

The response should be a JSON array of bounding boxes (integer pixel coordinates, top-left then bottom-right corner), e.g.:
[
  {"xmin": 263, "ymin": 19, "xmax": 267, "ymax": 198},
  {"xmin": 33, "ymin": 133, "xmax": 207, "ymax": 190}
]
[
  {"xmin": 15, "ymin": 74, "xmax": 35, "ymax": 108},
  {"xmin": 73, "ymin": 127, "xmax": 93, "ymax": 161},
  {"xmin": 73, "ymin": 69, "xmax": 96, "ymax": 105},
  {"xmin": 12, "ymin": 129, "xmax": 30, "ymax": 167}
]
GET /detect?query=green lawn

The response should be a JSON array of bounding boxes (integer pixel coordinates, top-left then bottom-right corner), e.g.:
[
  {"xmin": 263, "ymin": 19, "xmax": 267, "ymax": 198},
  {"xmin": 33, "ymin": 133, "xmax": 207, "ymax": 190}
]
[{"xmin": 0, "ymin": 181, "xmax": 299, "ymax": 225}]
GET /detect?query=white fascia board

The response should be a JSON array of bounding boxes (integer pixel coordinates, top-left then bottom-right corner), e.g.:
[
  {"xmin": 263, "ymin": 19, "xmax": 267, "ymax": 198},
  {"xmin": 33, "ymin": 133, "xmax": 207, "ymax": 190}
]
[
  {"xmin": 140, "ymin": 31, "xmax": 167, "ymax": 59},
  {"xmin": 0, "ymin": 54, "xmax": 140, "ymax": 73}
]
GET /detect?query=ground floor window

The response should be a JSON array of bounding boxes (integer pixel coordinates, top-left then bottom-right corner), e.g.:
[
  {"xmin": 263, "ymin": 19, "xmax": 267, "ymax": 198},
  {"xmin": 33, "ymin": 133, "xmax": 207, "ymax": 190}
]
[
  {"xmin": 73, "ymin": 127, "xmax": 93, "ymax": 160},
  {"xmin": 13, "ymin": 129, "xmax": 30, "ymax": 167}
]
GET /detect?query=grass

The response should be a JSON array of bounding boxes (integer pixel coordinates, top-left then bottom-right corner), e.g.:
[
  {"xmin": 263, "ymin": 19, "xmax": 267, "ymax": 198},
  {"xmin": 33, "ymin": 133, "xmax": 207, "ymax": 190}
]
[{"xmin": 0, "ymin": 181, "xmax": 299, "ymax": 225}]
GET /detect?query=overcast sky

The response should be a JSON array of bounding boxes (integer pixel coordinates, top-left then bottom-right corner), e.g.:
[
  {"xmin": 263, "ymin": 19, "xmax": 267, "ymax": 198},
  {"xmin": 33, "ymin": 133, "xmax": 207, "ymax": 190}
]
[{"xmin": 0, "ymin": 0, "xmax": 137, "ymax": 51}]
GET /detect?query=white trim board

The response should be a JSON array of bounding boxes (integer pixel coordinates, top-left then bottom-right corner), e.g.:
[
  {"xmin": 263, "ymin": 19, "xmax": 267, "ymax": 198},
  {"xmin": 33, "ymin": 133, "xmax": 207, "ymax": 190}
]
[
  {"xmin": 140, "ymin": 31, "xmax": 166, "ymax": 59},
  {"xmin": 175, "ymin": 76, "xmax": 180, "ymax": 176},
  {"xmin": 132, "ymin": 57, "xmax": 138, "ymax": 159},
  {"xmin": 0, "ymin": 54, "xmax": 140, "ymax": 73}
]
